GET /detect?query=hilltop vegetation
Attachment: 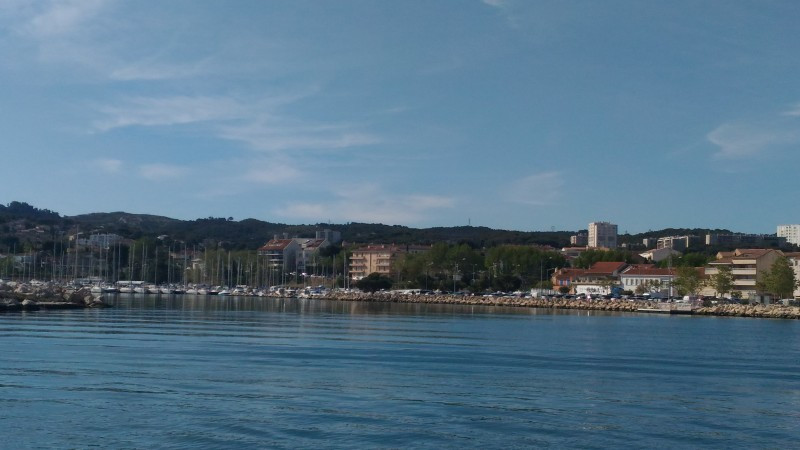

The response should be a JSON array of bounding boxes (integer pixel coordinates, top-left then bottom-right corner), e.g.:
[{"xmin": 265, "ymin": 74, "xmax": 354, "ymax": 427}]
[
  {"xmin": 0, "ymin": 202, "xmax": 576, "ymax": 251},
  {"xmin": 0, "ymin": 201, "xmax": 783, "ymax": 255}
]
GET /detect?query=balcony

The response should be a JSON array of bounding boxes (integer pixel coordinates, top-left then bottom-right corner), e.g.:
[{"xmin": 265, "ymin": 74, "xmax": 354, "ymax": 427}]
[{"xmin": 731, "ymin": 268, "xmax": 756, "ymax": 276}]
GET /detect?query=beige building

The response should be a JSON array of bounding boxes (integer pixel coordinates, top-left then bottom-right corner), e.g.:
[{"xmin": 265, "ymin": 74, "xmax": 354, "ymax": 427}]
[
  {"xmin": 349, "ymin": 245, "xmax": 403, "ymax": 280},
  {"xmin": 702, "ymin": 249, "xmax": 782, "ymax": 299},
  {"xmin": 783, "ymin": 252, "xmax": 800, "ymax": 298}
]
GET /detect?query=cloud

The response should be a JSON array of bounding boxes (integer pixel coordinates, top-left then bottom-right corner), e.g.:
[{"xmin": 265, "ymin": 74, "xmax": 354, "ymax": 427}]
[
  {"xmin": 92, "ymin": 92, "xmax": 378, "ymax": 152},
  {"xmin": 138, "ymin": 163, "xmax": 189, "ymax": 180},
  {"xmin": 242, "ymin": 159, "xmax": 305, "ymax": 185},
  {"xmin": 706, "ymin": 123, "xmax": 800, "ymax": 159},
  {"xmin": 91, "ymin": 158, "xmax": 123, "ymax": 173},
  {"xmin": 219, "ymin": 119, "xmax": 380, "ymax": 152},
  {"xmin": 24, "ymin": 0, "xmax": 108, "ymax": 38},
  {"xmin": 505, "ymin": 171, "xmax": 564, "ymax": 206},
  {"xmin": 481, "ymin": 0, "xmax": 506, "ymax": 7},
  {"xmin": 275, "ymin": 184, "xmax": 456, "ymax": 225},
  {"xmin": 784, "ymin": 103, "xmax": 800, "ymax": 116},
  {"xmin": 109, "ymin": 59, "xmax": 213, "ymax": 81},
  {"xmin": 93, "ymin": 96, "xmax": 247, "ymax": 131}
]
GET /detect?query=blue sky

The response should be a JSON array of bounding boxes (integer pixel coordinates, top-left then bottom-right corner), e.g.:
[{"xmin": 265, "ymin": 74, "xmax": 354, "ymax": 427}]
[{"xmin": 1, "ymin": 0, "xmax": 799, "ymax": 234}]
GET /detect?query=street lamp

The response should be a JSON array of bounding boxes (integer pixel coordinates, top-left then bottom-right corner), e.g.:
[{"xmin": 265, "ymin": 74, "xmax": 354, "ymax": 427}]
[{"xmin": 540, "ymin": 256, "xmax": 552, "ymax": 286}]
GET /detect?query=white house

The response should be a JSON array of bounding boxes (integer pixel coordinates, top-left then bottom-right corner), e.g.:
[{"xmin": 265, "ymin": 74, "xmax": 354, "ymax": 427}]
[{"xmin": 619, "ymin": 265, "xmax": 676, "ymax": 298}]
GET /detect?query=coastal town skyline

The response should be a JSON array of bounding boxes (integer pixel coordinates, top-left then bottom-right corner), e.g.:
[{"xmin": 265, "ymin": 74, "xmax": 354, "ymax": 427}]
[{"xmin": 2, "ymin": 1, "xmax": 800, "ymax": 233}]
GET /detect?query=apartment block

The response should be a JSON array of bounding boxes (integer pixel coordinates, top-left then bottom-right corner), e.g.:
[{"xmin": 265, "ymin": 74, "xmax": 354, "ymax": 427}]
[
  {"xmin": 703, "ymin": 249, "xmax": 782, "ymax": 299},
  {"xmin": 349, "ymin": 244, "xmax": 403, "ymax": 280},
  {"xmin": 588, "ymin": 222, "xmax": 617, "ymax": 248},
  {"xmin": 777, "ymin": 225, "xmax": 800, "ymax": 246}
]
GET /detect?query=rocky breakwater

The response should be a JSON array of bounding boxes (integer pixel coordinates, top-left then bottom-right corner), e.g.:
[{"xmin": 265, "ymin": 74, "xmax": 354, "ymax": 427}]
[
  {"xmin": 322, "ymin": 291, "xmax": 657, "ymax": 312},
  {"xmin": 0, "ymin": 283, "xmax": 110, "ymax": 312},
  {"xmin": 694, "ymin": 303, "xmax": 800, "ymax": 319}
]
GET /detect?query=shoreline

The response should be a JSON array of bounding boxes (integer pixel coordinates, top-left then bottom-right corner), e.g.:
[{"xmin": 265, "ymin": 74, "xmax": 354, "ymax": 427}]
[
  {"xmin": 2, "ymin": 286, "xmax": 799, "ymax": 319},
  {"xmin": 314, "ymin": 292, "xmax": 800, "ymax": 319}
]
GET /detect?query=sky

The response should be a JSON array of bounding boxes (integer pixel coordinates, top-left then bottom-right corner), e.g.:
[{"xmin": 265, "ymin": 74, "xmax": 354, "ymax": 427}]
[{"xmin": 1, "ymin": 0, "xmax": 799, "ymax": 234}]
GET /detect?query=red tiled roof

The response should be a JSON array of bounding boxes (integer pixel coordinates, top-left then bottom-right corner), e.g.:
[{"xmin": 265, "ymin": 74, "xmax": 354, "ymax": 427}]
[
  {"xmin": 259, "ymin": 239, "xmax": 293, "ymax": 251},
  {"xmin": 553, "ymin": 268, "xmax": 586, "ymax": 279},
  {"xmin": 303, "ymin": 239, "xmax": 326, "ymax": 249},
  {"xmin": 585, "ymin": 261, "xmax": 627, "ymax": 275},
  {"xmin": 622, "ymin": 266, "xmax": 675, "ymax": 276}
]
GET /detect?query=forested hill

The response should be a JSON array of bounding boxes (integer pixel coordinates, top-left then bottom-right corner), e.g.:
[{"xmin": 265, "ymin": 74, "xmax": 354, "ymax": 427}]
[
  {"xmin": 0, "ymin": 201, "xmax": 754, "ymax": 252},
  {"xmin": 0, "ymin": 202, "xmax": 575, "ymax": 250}
]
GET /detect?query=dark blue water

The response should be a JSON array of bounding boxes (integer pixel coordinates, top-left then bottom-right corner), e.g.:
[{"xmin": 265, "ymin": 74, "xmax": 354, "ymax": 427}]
[{"xmin": 1, "ymin": 296, "xmax": 798, "ymax": 448}]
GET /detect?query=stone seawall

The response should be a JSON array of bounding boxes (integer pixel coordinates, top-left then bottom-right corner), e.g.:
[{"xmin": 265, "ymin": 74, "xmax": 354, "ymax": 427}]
[
  {"xmin": 318, "ymin": 292, "xmax": 800, "ymax": 319},
  {"xmin": 694, "ymin": 304, "xmax": 800, "ymax": 319},
  {"xmin": 320, "ymin": 292, "xmax": 656, "ymax": 312},
  {"xmin": 0, "ymin": 285, "xmax": 109, "ymax": 312}
]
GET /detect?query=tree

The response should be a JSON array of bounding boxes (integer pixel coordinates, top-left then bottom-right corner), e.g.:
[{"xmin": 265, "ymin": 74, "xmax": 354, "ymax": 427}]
[
  {"xmin": 762, "ymin": 256, "xmax": 796, "ymax": 299},
  {"xmin": 707, "ymin": 265, "xmax": 733, "ymax": 298},
  {"xmin": 356, "ymin": 272, "xmax": 393, "ymax": 293},
  {"xmin": 673, "ymin": 266, "xmax": 701, "ymax": 297}
]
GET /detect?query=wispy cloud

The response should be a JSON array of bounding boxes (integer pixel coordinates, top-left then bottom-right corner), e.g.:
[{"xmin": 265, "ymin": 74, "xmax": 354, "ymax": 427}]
[
  {"xmin": 93, "ymin": 96, "xmax": 247, "ymax": 131},
  {"xmin": 109, "ymin": 58, "xmax": 214, "ymax": 81},
  {"xmin": 219, "ymin": 119, "xmax": 380, "ymax": 153},
  {"xmin": 94, "ymin": 93, "xmax": 380, "ymax": 153},
  {"xmin": 139, "ymin": 163, "xmax": 189, "ymax": 180},
  {"xmin": 242, "ymin": 158, "xmax": 305, "ymax": 185},
  {"xmin": 707, "ymin": 123, "xmax": 800, "ymax": 160},
  {"xmin": 23, "ymin": 0, "xmax": 108, "ymax": 38},
  {"xmin": 784, "ymin": 103, "xmax": 800, "ymax": 116},
  {"xmin": 275, "ymin": 184, "xmax": 456, "ymax": 225},
  {"xmin": 91, "ymin": 158, "xmax": 123, "ymax": 173},
  {"xmin": 504, "ymin": 171, "xmax": 564, "ymax": 206},
  {"xmin": 481, "ymin": 0, "xmax": 506, "ymax": 8}
]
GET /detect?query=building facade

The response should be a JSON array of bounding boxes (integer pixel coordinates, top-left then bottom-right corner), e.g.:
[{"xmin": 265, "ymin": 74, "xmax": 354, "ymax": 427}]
[
  {"xmin": 588, "ymin": 222, "xmax": 617, "ymax": 248},
  {"xmin": 656, "ymin": 235, "xmax": 698, "ymax": 251},
  {"xmin": 349, "ymin": 245, "xmax": 402, "ymax": 280},
  {"xmin": 619, "ymin": 265, "xmax": 676, "ymax": 298},
  {"xmin": 702, "ymin": 249, "xmax": 782, "ymax": 299},
  {"xmin": 777, "ymin": 225, "xmax": 800, "ymax": 246},
  {"xmin": 570, "ymin": 233, "xmax": 588, "ymax": 246}
]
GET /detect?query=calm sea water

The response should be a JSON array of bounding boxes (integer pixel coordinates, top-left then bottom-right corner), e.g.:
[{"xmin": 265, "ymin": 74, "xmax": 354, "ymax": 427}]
[{"xmin": 1, "ymin": 295, "xmax": 798, "ymax": 448}]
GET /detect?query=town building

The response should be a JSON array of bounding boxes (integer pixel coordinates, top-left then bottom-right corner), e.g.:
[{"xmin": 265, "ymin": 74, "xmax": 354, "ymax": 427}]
[
  {"xmin": 702, "ymin": 248, "xmax": 782, "ymax": 299},
  {"xmin": 571, "ymin": 261, "xmax": 627, "ymax": 296},
  {"xmin": 316, "ymin": 229, "xmax": 342, "ymax": 244},
  {"xmin": 349, "ymin": 244, "xmax": 403, "ymax": 280},
  {"xmin": 258, "ymin": 237, "xmax": 301, "ymax": 274},
  {"xmin": 784, "ymin": 252, "xmax": 800, "ymax": 299},
  {"xmin": 570, "ymin": 233, "xmax": 588, "ymax": 246},
  {"xmin": 551, "ymin": 268, "xmax": 587, "ymax": 293},
  {"xmin": 619, "ymin": 265, "xmax": 676, "ymax": 298},
  {"xmin": 639, "ymin": 247, "xmax": 680, "ymax": 263},
  {"xmin": 74, "ymin": 233, "xmax": 124, "ymax": 249},
  {"xmin": 777, "ymin": 225, "xmax": 800, "ymax": 246},
  {"xmin": 656, "ymin": 235, "xmax": 699, "ymax": 251},
  {"xmin": 295, "ymin": 238, "xmax": 330, "ymax": 275},
  {"xmin": 588, "ymin": 222, "xmax": 617, "ymax": 248},
  {"xmin": 705, "ymin": 233, "xmax": 786, "ymax": 247}
]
